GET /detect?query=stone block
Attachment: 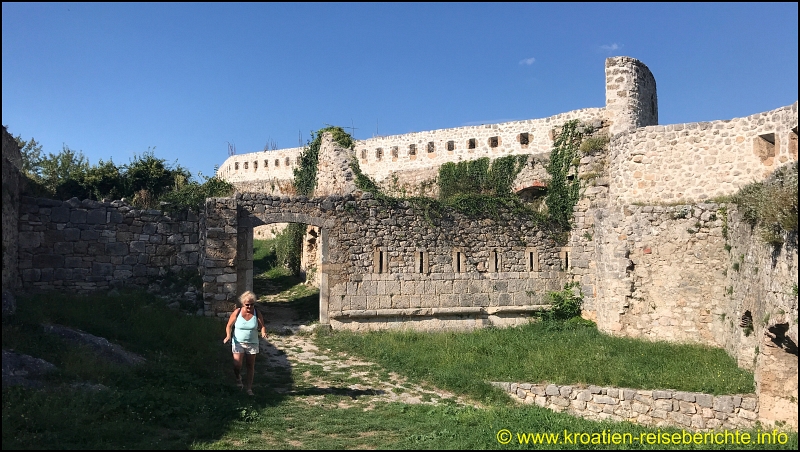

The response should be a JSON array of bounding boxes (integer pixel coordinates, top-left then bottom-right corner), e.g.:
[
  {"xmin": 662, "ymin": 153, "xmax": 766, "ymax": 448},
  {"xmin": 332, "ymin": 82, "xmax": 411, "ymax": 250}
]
[
  {"xmin": 622, "ymin": 389, "xmax": 636, "ymax": 401},
  {"xmin": 545, "ymin": 384, "xmax": 560, "ymax": 396},
  {"xmin": 105, "ymin": 241, "xmax": 129, "ymax": 256},
  {"xmin": 594, "ymin": 395, "xmax": 618, "ymax": 405},
  {"xmin": 740, "ymin": 397, "xmax": 757, "ymax": 411},
  {"xmin": 713, "ymin": 396, "xmax": 734, "ymax": 413},
  {"xmin": 678, "ymin": 401, "xmax": 697, "ymax": 414},
  {"xmin": 696, "ymin": 394, "xmax": 713, "ymax": 408}
]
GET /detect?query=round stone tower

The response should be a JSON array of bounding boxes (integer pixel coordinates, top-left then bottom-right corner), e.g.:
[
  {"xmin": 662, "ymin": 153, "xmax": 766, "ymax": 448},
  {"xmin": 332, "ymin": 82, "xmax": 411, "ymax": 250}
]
[{"xmin": 604, "ymin": 56, "xmax": 658, "ymax": 136}]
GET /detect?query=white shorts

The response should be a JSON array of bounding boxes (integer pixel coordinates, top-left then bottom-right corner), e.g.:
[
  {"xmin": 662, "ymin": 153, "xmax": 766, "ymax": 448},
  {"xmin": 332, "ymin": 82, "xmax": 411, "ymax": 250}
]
[{"xmin": 232, "ymin": 340, "xmax": 259, "ymax": 354}]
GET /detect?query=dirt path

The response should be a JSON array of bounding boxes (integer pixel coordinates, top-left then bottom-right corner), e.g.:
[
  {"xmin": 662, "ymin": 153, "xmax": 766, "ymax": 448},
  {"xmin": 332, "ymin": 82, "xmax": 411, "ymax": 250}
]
[{"xmin": 255, "ymin": 303, "xmax": 477, "ymax": 409}]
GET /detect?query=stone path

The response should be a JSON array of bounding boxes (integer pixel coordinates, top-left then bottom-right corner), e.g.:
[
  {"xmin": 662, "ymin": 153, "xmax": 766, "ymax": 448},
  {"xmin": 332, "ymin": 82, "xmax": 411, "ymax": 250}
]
[{"xmin": 255, "ymin": 303, "xmax": 477, "ymax": 409}]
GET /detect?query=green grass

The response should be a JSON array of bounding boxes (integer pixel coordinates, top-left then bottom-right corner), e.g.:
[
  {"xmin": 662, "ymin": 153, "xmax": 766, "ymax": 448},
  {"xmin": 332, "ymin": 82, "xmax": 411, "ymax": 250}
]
[
  {"xmin": 314, "ymin": 322, "xmax": 756, "ymax": 405},
  {"xmin": 3, "ymin": 290, "xmax": 796, "ymax": 450}
]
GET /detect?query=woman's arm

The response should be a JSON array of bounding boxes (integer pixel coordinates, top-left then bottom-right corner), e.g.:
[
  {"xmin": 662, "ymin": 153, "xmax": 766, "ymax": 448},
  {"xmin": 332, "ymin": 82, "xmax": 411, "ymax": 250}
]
[
  {"xmin": 223, "ymin": 308, "xmax": 240, "ymax": 343},
  {"xmin": 257, "ymin": 310, "xmax": 267, "ymax": 339}
]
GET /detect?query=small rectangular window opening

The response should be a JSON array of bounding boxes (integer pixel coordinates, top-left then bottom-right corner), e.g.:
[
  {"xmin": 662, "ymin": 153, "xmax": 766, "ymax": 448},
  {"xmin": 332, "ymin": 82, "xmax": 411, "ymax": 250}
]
[
  {"xmin": 409, "ymin": 144, "xmax": 417, "ymax": 156},
  {"xmin": 285, "ymin": 157, "xmax": 291, "ymax": 167},
  {"xmin": 489, "ymin": 136, "xmax": 499, "ymax": 148},
  {"xmin": 253, "ymin": 161, "xmax": 258, "ymax": 170},
  {"xmin": 489, "ymin": 250, "xmax": 500, "ymax": 272},
  {"xmin": 391, "ymin": 146, "xmax": 399, "ymax": 158},
  {"xmin": 447, "ymin": 141, "xmax": 455, "ymax": 151},
  {"xmin": 376, "ymin": 148, "xmax": 383, "ymax": 161},
  {"xmin": 427, "ymin": 142, "xmax": 435, "ymax": 153},
  {"xmin": 418, "ymin": 252, "xmax": 424, "ymax": 273},
  {"xmin": 264, "ymin": 159, "xmax": 269, "ymax": 168},
  {"xmin": 519, "ymin": 133, "xmax": 530, "ymax": 146},
  {"xmin": 456, "ymin": 252, "xmax": 462, "ymax": 273},
  {"xmin": 526, "ymin": 248, "xmax": 538, "ymax": 272},
  {"xmin": 275, "ymin": 159, "xmax": 280, "ymax": 167},
  {"xmin": 361, "ymin": 149, "xmax": 368, "ymax": 160},
  {"xmin": 468, "ymin": 138, "xmax": 476, "ymax": 150},
  {"xmin": 375, "ymin": 249, "xmax": 387, "ymax": 274},
  {"xmin": 235, "ymin": 162, "xmax": 239, "ymax": 171}
]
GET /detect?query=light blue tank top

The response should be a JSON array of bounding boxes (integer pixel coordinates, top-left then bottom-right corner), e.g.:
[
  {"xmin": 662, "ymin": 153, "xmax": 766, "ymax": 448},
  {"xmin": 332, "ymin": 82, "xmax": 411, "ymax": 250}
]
[{"xmin": 233, "ymin": 310, "xmax": 258, "ymax": 344}]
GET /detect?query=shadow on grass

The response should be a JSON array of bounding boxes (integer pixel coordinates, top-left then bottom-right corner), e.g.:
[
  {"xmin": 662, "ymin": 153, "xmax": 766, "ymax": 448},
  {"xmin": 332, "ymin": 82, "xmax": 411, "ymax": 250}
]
[{"xmin": 0, "ymin": 290, "xmax": 304, "ymax": 449}]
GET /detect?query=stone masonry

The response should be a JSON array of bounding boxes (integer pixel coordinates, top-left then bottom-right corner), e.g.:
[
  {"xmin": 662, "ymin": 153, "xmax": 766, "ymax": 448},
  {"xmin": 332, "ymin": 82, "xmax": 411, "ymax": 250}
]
[
  {"xmin": 492, "ymin": 382, "xmax": 758, "ymax": 431},
  {"xmin": 17, "ymin": 196, "xmax": 201, "ymax": 299}
]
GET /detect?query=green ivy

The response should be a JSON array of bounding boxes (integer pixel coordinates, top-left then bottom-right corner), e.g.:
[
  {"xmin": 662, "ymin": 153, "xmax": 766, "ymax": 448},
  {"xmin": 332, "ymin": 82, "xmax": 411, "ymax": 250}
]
[
  {"xmin": 282, "ymin": 126, "xmax": 355, "ymax": 275},
  {"xmin": 438, "ymin": 155, "xmax": 528, "ymax": 200},
  {"xmin": 546, "ymin": 120, "xmax": 583, "ymax": 230},
  {"xmin": 294, "ymin": 126, "xmax": 354, "ymax": 197}
]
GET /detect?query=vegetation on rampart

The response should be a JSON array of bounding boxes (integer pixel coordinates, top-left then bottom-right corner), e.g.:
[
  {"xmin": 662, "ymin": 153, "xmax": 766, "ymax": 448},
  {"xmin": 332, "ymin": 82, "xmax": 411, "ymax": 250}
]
[
  {"xmin": 731, "ymin": 162, "xmax": 798, "ymax": 246},
  {"xmin": 8, "ymin": 131, "xmax": 233, "ymax": 212}
]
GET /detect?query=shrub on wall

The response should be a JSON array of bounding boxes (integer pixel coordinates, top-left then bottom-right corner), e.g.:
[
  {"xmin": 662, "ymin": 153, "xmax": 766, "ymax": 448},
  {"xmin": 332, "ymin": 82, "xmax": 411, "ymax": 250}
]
[{"xmin": 732, "ymin": 162, "xmax": 798, "ymax": 245}]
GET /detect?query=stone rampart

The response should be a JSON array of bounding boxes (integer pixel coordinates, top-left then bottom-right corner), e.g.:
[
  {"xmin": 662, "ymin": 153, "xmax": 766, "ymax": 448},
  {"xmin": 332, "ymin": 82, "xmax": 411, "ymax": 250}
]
[
  {"xmin": 216, "ymin": 108, "xmax": 605, "ymax": 189},
  {"xmin": 607, "ymin": 103, "xmax": 798, "ymax": 206},
  {"xmin": 18, "ymin": 197, "xmax": 201, "ymax": 295},
  {"xmin": 202, "ymin": 192, "xmax": 571, "ymax": 329},
  {"xmin": 493, "ymin": 382, "xmax": 758, "ymax": 431}
]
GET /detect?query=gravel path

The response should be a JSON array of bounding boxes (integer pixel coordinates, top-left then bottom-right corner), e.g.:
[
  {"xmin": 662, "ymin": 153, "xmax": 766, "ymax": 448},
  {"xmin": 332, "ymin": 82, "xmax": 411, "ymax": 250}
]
[{"xmin": 255, "ymin": 303, "xmax": 477, "ymax": 409}]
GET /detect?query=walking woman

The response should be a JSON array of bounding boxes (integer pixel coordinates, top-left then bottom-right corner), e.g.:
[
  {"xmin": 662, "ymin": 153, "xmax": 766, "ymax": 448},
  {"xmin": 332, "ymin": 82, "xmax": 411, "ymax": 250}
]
[{"xmin": 223, "ymin": 291, "xmax": 267, "ymax": 395}]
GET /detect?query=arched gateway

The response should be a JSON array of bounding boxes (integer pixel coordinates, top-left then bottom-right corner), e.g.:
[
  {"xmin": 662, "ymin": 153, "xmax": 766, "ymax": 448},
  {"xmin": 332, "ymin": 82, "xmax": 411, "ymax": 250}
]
[{"xmin": 201, "ymin": 192, "xmax": 569, "ymax": 330}]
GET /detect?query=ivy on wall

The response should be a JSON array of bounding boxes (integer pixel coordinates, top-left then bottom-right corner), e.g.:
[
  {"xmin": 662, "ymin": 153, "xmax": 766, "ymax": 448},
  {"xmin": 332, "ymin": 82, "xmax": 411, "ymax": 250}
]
[
  {"xmin": 545, "ymin": 120, "xmax": 584, "ymax": 230},
  {"xmin": 281, "ymin": 126, "xmax": 355, "ymax": 275},
  {"xmin": 294, "ymin": 126, "xmax": 354, "ymax": 197}
]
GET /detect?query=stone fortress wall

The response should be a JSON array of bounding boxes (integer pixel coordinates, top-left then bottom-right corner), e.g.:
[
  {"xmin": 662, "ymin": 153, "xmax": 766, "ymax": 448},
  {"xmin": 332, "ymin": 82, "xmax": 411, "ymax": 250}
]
[{"xmin": 16, "ymin": 196, "xmax": 203, "ymax": 309}]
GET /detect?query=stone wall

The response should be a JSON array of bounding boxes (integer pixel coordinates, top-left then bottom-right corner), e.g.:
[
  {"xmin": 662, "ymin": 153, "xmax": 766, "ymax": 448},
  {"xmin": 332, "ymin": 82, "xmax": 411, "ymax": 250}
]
[
  {"xmin": 18, "ymin": 197, "xmax": 202, "ymax": 297},
  {"xmin": 493, "ymin": 382, "xmax": 758, "ymax": 431},
  {"xmin": 590, "ymin": 203, "xmax": 729, "ymax": 345},
  {"xmin": 216, "ymin": 108, "xmax": 605, "ymax": 190},
  {"xmin": 607, "ymin": 103, "xmax": 798, "ymax": 206},
  {"xmin": 202, "ymin": 192, "xmax": 571, "ymax": 329},
  {"xmin": 2, "ymin": 127, "xmax": 23, "ymax": 295},
  {"xmin": 720, "ymin": 205, "xmax": 798, "ymax": 430}
]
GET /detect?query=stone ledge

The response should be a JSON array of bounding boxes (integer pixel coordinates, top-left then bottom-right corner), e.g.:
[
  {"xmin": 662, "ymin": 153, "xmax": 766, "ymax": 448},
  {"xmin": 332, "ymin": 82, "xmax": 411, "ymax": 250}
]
[{"xmin": 330, "ymin": 304, "xmax": 550, "ymax": 319}]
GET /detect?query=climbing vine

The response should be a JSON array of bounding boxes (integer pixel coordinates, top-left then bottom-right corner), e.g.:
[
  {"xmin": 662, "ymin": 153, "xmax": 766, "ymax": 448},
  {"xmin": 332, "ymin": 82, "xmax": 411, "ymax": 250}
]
[
  {"xmin": 293, "ymin": 126, "xmax": 354, "ymax": 197},
  {"xmin": 282, "ymin": 126, "xmax": 355, "ymax": 275},
  {"xmin": 546, "ymin": 120, "xmax": 584, "ymax": 230}
]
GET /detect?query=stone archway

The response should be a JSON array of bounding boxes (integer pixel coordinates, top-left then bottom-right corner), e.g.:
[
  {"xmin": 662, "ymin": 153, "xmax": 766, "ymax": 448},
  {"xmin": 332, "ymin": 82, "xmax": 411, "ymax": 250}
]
[
  {"xmin": 242, "ymin": 211, "xmax": 333, "ymax": 324},
  {"xmin": 201, "ymin": 197, "xmax": 337, "ymax": 325}
]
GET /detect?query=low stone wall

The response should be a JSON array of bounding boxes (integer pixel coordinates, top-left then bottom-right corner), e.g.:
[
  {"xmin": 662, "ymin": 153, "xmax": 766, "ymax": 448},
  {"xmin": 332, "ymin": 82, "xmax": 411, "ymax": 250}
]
[
  {"xmin": 493, "ymin": 382, "xmax": 757, "ymax": 431},
  {"xmin": 18, "ymin": 196, "xmax": 201, "ymax": 295}
]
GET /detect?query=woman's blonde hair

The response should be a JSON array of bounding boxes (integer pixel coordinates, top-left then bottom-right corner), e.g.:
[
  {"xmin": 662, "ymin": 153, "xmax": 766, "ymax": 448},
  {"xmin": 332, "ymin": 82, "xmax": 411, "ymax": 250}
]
[{"xmin": 239, "ymin": 291, "xmax": 257, "ymax": 305}]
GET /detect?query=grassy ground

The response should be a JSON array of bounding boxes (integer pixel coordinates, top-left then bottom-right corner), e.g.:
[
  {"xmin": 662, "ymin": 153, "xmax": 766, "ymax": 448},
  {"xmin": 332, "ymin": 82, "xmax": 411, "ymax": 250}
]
[
  {"xmin": 314, "ymin": 322, "xmax": 756, "ymax": 406},
  {"xmin": 3, "ymin": 288, "xmax": 796, "ymax": 449},
  {"xmin": 2, "ymin": 236, "xmax": 795, "ymax": 449}
]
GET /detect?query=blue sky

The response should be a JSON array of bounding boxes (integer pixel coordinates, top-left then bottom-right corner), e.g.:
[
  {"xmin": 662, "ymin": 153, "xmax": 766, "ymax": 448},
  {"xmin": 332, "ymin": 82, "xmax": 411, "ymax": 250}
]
[{"xmin": 3, "ymin": 3, "xmax": 798, "ymax": 180}]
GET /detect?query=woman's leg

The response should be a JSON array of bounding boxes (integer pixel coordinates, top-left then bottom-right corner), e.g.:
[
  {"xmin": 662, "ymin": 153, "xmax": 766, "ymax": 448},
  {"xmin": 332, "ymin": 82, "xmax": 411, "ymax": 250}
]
[
  {"xmin": 232, "ymin": 352, "xmax": 244, "ymax": 386},
  {"xmin": 245, "ymin": 353, "xmax": 257, "ymax": 394}
]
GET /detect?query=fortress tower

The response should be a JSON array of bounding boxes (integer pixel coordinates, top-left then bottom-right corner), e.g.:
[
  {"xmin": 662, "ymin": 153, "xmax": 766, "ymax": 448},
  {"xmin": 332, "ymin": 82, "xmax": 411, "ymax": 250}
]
[{"xmin": 604, "ymin": 56, "xmax": 658, "ymax": 136}]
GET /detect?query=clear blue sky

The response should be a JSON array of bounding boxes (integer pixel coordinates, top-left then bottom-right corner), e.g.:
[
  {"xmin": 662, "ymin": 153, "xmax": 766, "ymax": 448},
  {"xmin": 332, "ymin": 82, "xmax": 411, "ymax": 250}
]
[{"xmin": 3, "ymin": 2, "xmax": 798, "ymax": 180}]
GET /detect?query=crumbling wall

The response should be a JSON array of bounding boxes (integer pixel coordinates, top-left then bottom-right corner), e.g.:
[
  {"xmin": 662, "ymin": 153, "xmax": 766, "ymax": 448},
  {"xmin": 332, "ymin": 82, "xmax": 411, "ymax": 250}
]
[{"xmin": 2, "ymin": 127, "xmax": 23, "ymax": 296}]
